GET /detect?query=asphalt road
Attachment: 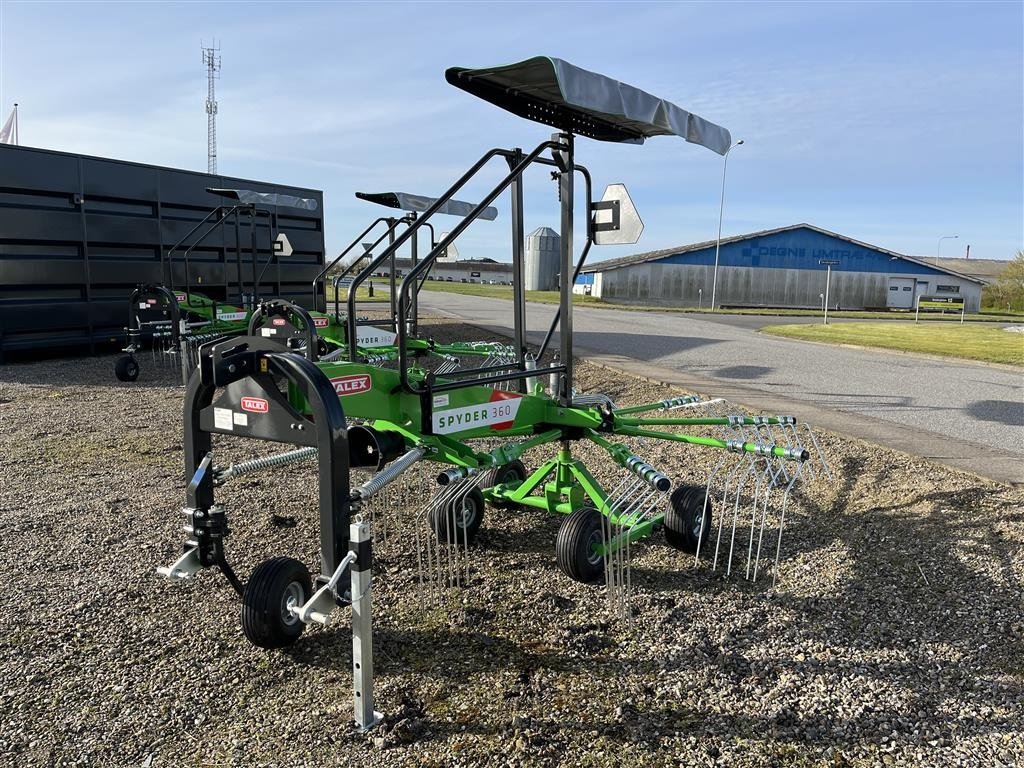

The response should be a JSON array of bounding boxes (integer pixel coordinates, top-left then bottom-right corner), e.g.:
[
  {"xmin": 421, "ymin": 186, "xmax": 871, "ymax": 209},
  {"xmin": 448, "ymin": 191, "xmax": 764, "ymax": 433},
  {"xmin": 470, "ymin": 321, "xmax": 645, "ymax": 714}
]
[{"xmin": 416, "ymin": 291, "xmax": 1024, "ymax": 484}]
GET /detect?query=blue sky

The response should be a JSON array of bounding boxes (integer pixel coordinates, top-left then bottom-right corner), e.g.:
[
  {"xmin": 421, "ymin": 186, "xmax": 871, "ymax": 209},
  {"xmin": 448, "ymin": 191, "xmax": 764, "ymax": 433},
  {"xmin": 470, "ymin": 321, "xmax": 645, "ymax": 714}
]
[{"xmin": 1, "ymin": 1, "xmax": 1021, "ymax": 264}]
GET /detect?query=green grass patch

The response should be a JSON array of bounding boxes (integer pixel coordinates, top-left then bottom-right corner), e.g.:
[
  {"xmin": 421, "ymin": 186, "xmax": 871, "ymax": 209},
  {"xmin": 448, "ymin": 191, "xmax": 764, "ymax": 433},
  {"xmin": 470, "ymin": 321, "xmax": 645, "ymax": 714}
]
[
  {"xmin": 418, "ymin": 282, "xmax": 1024, "ymax": 322},
  {"xmin": 324, "ymin": 286, "xmax": 387, "ymax": 303},
  {"xmin": 761, "ymin": 322, "xmax": 1024, "ymax": 365},
  {"xmin": 418, "ymin": 280, "xmax": 606, "ymax": 305}
]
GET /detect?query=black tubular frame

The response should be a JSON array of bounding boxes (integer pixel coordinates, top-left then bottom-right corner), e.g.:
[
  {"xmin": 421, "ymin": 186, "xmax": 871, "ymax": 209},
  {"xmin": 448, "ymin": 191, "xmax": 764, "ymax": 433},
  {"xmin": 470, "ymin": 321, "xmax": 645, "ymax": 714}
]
[
  {"xmin": 343, "ymin": 216, "xmax": 415, "ymax": 356},
  {"xmin": 538, "ymin": 164, "xmax": 593, "ymax": 361},
  {"xmin": 125, "ymin": 283, "xmax": 183, "ymax": 352},
  {"xmin": 184, "ymin": 337, "xmax": 352, "ymax": 582},
  {"xmin": 311, "ymin": 216, "xmax": 393, "ymax": 313},
  {"xmin": 165, "ymin": 204, "xmax": 243, "ymax": 290},
  {"xmin": 247, "ymin": 298, "xmax": 320, "ymax": 361},
  {"xmin": 166, "ymin": 202, "xmax": 285, "ymax": 311},
  {"xmin": 386, "ymin": 135, "xmax": 587, "ymax": 406}
]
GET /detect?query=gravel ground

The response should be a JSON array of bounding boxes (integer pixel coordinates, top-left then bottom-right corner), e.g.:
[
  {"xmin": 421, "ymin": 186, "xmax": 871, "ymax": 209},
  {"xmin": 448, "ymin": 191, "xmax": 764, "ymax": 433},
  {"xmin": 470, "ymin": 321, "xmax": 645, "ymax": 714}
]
[{"xmin": 1, "ymin": 319, "xmax": 1022, "ymax": 768}]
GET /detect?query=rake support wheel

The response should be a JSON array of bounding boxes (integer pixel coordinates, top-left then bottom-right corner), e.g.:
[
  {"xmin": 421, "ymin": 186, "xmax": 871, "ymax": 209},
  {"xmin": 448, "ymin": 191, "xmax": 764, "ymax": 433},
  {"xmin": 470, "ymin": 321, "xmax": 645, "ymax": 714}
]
[
  {"xmin": 555, "ymin": 506, "xmax": 605, "ymax": 583},
  {"xmin": 664, "ymin": 485, "xmax": 713, "ymax": 554},
  {"xmin": 241, "ymin": 556, "xmax": 312, "ymax": 649},
  {"xmin": 429, "ymin": 487, "xmax": 485, "ymax": 546},
  {"xmin": 115, "ymin": 355, "xmax": 140, "ymax": 382},
  {"xmin": 489, "ymin": 459, "xmax": 528, "ymax": 509}
]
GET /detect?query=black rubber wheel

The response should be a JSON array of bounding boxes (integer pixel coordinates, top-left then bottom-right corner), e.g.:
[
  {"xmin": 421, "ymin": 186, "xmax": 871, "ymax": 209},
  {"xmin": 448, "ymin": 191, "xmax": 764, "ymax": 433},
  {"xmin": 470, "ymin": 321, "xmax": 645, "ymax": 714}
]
[
  {"xmin": 489, "ymin": 459, "xmax": 528, "ymax": 508},
  {"xmin": 492, "ymin": 459, "xmax": 527, "ymax": 486},
  {"xmin": 241, "ymin": 556, "xmax": 312, "ymax": 649},
  {"xmin": 429, "ymin": 487, "xmax": 485, "ymax": 546},
  {"xmin": 664, "ymin": 485, "xmax": 713, "ymax": 554},
  {"xmin": 555, "ymin": 507, "xmax": 606, "ymax": 583},
  {"xmin": 114, "ymin": 355, "xmax": 140, "ymax": 382}
]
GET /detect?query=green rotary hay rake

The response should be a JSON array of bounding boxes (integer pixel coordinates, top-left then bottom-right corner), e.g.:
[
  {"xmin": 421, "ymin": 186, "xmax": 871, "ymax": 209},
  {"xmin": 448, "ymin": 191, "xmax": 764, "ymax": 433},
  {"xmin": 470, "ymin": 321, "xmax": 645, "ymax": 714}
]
[{"xmin": 158, "ymin": 56, "xmax": 829, "ymax": 730}]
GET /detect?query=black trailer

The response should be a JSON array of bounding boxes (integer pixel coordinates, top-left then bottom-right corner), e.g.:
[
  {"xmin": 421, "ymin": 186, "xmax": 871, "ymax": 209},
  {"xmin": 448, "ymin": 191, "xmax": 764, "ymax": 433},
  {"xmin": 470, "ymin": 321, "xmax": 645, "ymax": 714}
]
[{"xmin": 0, "ymin": 145, "xmax": 325, "ymax": 359}]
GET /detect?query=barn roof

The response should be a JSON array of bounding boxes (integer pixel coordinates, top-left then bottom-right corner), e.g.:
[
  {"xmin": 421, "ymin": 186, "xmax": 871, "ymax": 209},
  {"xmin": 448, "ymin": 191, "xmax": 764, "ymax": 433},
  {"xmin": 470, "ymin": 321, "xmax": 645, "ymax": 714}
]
[{"xmin": 582, "ymin": 224, "xmax": 984, "ymax": 284}]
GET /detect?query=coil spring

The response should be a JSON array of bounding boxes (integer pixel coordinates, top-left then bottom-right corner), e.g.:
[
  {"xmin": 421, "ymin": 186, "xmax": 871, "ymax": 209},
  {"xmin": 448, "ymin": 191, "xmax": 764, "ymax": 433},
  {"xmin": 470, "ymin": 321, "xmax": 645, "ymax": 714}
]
[
  {"xmin": 215, "ymin": 447, "xmax": 318, "ymax": 484},
  {"xmin": 356, "ymin": 447, "xmax": 428, "ymax": 499}
]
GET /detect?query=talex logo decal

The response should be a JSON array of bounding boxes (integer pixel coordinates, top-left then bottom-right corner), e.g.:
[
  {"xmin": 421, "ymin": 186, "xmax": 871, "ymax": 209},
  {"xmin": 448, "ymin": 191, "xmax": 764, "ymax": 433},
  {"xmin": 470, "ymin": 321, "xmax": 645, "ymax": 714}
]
[
  {"xmin": 313, "ymin": 317, "xmax": 330, "ymax": 328},
  {"xmin": 433, "ymin": 391, "xmax": 522, "ymax": 435},
  {"xmin": 272, "ymin": 318, "xmax": 287, "ymax": 326},
  {"xmin": 175, "ymin": 293, "xmax": 187, "ymax": 302},
  {"xmin": 240, "ymin": 396, "xmax": 269, "ymax": 413},
  {"xmin": 331, "ymin": 374, "xmax": 372, "ymax": 396}
]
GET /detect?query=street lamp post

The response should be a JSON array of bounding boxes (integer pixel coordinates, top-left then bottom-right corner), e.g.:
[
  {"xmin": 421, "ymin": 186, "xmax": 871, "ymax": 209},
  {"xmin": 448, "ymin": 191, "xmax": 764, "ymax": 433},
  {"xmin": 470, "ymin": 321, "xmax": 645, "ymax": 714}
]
[
  {"xmin": 819, "ymin": 259, "xmax": 839, "ymax": 325},
  {"xmin": 935, "ymin": 234, "xmax": 958, "ymax": 265},
  {"xmin": 710, "ymin": 139, "xmax": 744, "ymax": 311}
]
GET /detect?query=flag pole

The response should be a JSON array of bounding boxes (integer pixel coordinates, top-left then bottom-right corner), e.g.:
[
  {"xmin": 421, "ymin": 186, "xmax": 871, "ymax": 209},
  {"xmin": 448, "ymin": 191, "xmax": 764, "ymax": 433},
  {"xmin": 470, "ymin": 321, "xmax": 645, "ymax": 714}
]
[{"xmin": 13, "ymin": 103, "xmax": 18, "ymax": 145}]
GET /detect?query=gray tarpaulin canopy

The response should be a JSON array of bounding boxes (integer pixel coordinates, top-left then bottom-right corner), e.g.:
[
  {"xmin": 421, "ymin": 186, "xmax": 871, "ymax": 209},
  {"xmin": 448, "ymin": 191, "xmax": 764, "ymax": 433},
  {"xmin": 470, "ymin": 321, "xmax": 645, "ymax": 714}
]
[
  {"xmin": 355, "ymin": 191, "xmax": 498, "ymax": 221},
  {"xmin": 206, "ymin": 187, "xmax": 319, "ymax": 211},
  {"xmin": 445, "ymin": 56, "xmax": 732, "ymax": 154}
]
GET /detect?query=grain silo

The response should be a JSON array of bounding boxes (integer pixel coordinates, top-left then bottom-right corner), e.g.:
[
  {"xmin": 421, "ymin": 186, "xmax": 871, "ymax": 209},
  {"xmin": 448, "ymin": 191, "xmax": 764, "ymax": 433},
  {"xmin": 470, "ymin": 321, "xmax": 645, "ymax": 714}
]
[{"xmin": 525, "ymin": 226, "xmax": 560, "ymax": 290}]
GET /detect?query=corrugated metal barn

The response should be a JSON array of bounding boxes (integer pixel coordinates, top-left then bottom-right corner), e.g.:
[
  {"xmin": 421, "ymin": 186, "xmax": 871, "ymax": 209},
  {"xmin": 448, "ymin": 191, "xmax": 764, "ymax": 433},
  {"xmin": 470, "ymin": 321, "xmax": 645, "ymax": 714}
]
[
  {"xmin": 0, "ymin": 145, "xmax": 325, "ymax": 357},
  {"xmin": 583, "ymin": 224, "xmax": 984, "ymax": 312}
]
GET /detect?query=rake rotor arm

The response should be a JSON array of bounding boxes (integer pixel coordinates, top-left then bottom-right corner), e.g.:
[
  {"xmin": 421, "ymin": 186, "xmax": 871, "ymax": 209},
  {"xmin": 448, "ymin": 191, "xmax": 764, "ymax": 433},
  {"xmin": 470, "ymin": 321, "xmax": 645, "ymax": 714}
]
[
  {"xmin": 481, "ymin": 428, "xmax": 563, "ymax": 467},
  {"xmin": 614, "ymin": 425, "xmax": 809, "ymax": 462},
  {"xmin": 612, "ymin": 396, "xmax": 708, "ymax": 415},
  {"xmin": 615, "ymin": 415, "xmax": 798, "ymax": 428},
  {"xmin": 585, "ymin": 430, "xmax": 671, "ymax": 492}
]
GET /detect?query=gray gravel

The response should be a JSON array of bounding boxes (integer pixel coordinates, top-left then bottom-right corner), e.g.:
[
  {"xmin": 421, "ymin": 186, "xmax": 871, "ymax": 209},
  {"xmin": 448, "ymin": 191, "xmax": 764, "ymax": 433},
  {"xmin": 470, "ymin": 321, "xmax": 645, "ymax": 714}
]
[{"xmin": 1, "ymin": 319, "xmax": 1022, "ymax": 768}]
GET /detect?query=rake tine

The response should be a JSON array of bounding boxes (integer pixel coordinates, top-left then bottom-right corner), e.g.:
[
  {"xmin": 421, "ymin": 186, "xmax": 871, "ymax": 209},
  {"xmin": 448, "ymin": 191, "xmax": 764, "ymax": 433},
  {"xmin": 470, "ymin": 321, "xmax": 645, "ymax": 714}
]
[
  {"xmin": 602, "ymin": 472, "xmax": 659, "ymax": 622},
  {"xmin": 711, "ymin": 427, "xmax": 748, "ymax": 571},
  {"xmin": 725, "ymin": 454, "xmax": 759, "ymax": 577},
  {"xmin": 711, "ymin": 455, "xmax": 741, "ymax": 571},
  {"xmin": 751, "ymin": 484, "xmax": 772, "ymax": 582},
  {"xmin": 803, "ymin": 423, "xmax": 833, "ymax": 482},
  {"xmin": 693, "ymin": 483, "xmax": 715, "ymax": 565},
  {"xmin": 772, "ymin": 462, "xmax": 804, "ymax": 586},
  {"xmin": 744, "ymin": 457, "xmax": 772, "ymax": 579}
]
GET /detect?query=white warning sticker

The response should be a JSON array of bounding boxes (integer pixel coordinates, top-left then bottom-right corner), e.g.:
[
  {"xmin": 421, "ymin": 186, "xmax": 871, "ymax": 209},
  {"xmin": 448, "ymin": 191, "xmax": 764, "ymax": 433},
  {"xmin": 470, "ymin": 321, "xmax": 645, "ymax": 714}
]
[
  {"xmin": 433, "ymin": 394, "xmax": 449, "ymax": 408},
  {"xmin": 261, "ymin": 328, "xmax": 276, "ymax": 336},
  {"xmin": 217, "ymin": 311, "xmax": 248, "ymax": 322},
  {"xmin": 433, "ymin": 394, "xmax": 522, "ymax": 435},
  {"xmin": 233, "ymin": 412, "xmax": 248, "ymax": 426},
  {"xmin": 214, "ymin": 407, "xmax": 233, "ymax": 431},
  {"xmin": 356, "ymin": 326, "xmax": 398, "ymax": 346}
]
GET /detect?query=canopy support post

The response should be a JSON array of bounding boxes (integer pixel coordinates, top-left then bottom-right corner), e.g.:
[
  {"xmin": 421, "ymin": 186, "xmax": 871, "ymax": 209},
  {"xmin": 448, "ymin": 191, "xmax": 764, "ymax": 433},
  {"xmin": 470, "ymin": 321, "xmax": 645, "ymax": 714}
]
[
  {"xmin": 555, "ymin": 133, "xmax": 575, "ymax": 406},
  {"xmin": 508, "ymin": 148, "xmax": 528, "ymax": 392}
]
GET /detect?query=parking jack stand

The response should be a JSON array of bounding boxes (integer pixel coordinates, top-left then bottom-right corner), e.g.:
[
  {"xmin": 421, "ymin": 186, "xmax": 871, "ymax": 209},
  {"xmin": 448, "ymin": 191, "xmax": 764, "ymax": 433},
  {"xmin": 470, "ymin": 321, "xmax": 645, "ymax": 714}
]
[{"xmin": 350, "ymin": 519, "xmax": 382, "ymax": 731}]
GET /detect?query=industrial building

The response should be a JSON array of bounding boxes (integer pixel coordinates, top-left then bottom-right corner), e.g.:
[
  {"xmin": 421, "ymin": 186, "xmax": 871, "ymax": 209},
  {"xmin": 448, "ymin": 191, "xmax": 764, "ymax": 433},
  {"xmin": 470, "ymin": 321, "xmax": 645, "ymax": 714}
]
[
  {"xmin": 365, "ymin": 226, "xmax": 558, "ymax": 286},
  {"xmin": 0, "ymin": 144, "xmax": 325, "ymax": 356},
  {"xmin": 524, "ymin": 227, "xmax": 560, "ymax": 290},
  {"xmin": 373, "ymin": 258, "xmax": 513, "ymax": 284},
  {"xmin": 929, "ymin": 257, "xmax": 1009, "ymax": 286},
  {"xmin": 578, "ymin": 224, "xmax": 985, "ymax": 312}
]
